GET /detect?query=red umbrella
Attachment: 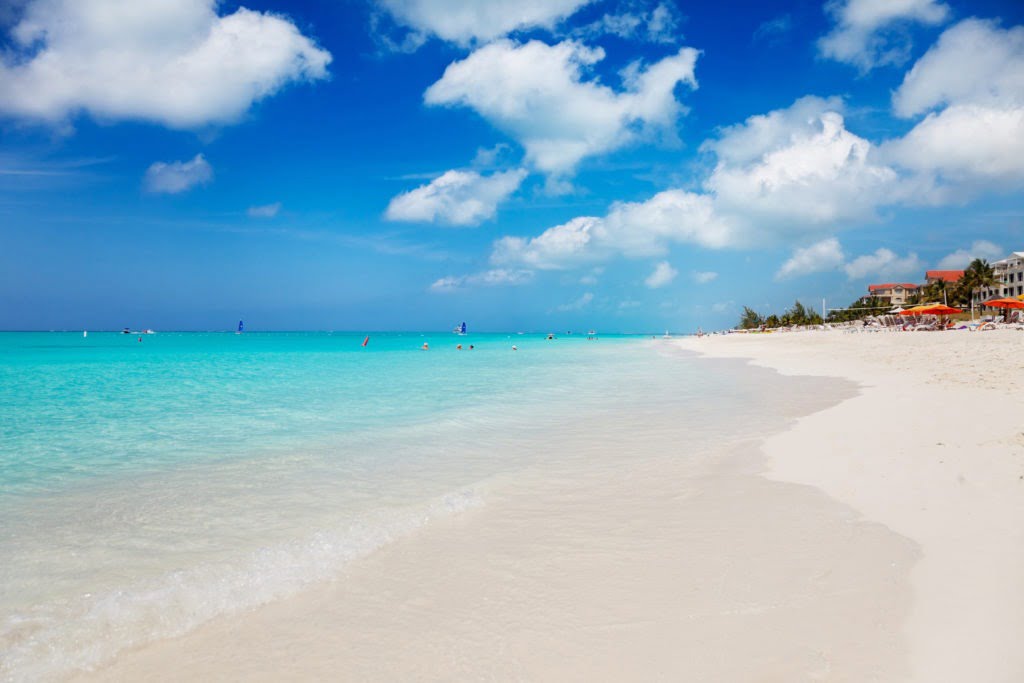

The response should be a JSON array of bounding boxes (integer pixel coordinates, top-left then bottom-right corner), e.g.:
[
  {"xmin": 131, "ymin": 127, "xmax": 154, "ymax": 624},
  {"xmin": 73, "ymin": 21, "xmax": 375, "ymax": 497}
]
[
  {"xmin": 983, "ymin": 297, "xmax": 1024, "ymax": 323},
  {"xmin": 983, "ymin": 297, "xmax": 1024, "ymax": 309}
]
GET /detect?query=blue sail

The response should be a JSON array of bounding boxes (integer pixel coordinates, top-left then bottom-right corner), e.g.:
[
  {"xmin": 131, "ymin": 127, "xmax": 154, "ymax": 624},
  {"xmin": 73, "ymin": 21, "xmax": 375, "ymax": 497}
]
[
  {"xmin": 237, "ymin": 320, "xmax": 244, "ymax": 333},
  {"xmin": 460, "ymin": 322, "xmax": 466, "ymax": 334}
]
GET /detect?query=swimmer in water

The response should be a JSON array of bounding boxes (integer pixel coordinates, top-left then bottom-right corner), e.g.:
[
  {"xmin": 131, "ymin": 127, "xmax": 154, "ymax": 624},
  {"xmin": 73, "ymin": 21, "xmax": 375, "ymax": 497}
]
[
  {"xmin": 468, "ymin": 345, "xmax": 474, "ymax": 350},
  {"xmin": 456, "ymin": 343, "xmax": 463, "ymax": 350},
  {"xmin": 422, "ymin": 342, "xmax": 429, "ymax": 350},
  {"xmin": 511, "ymin": 345, "xmax": 517, "ymax": 351}
]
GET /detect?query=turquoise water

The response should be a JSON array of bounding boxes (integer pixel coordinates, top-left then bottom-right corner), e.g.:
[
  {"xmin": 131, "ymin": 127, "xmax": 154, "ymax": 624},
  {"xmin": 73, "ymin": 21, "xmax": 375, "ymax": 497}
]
[
  {"xmin": 0, "ymin": 331, "xmax": 639, "ymax": 496},
  {"xmin": 0, "ymin": 331, "xmax": 779, "ymax": 680}
]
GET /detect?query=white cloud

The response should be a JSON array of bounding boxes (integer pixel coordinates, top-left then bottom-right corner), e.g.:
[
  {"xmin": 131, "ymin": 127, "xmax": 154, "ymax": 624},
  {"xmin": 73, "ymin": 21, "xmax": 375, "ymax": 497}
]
[
  {"xmin": 494, "ymin": 97, "xmax": 909, "ymax": 270},
  {"xmin": 691, "ymin": 270, "xmax": 718, "ymax": 284},
  {"xmin": 892, "ymin": 19, "xmax": 1024, "ymax": 118},
  {"xmin": 557, "ymin": 291, "xmax": 593, "ymax": 311},
  {"xmin": 247, "ymin": 202, "xmax": 282, "ymax": 218},
  {"xmin": 843, "ymin": 248, "xmax": 922, "ymax": 280},
  {"xmin": 492, "ymin": 216, "xmax": 604, "ymax": 270},
  {"xmin": 574, "ymin": 2, "xmax": 680, "ymax": 44},
  {"xmin": 430, "ymin": 268, "xmax": 533, "ymax": 292},
  {"xmin": 143, "ymin": 154, "xmax": 212, "ymax": 194},
  {"xmin": 385, "ymin": 168, "xmax": 527, "ymax": 226},
  {"xmin": 703, "ymin": 96, "xmax": 901, "ymax": 233},
  {"xmin": 425, "ymin": 39, "xmax": 699, "ymax": 176},
  {"xmin": 644, "ymin": 261, "xmax": 677, "ymax": 288},
  {"xmin": 377, "ymin": 0, "xmax": 593, "ymax": 46},
  {"xmin": 775, "ymin": 237, "xmax": 845, "ymax": 280},
  {"xmin": 0, "ymin": 0, "xmax": 331, "ymax": 128},
  {"xmin": 818, "ymin": 0, "xmax": 949, "ymax": 71},
  {"xmin": 936, "ymin": 240, "xmax": 1004, "ymax": 269},
  {"xmin": 491, "ymin": 189, "xmax": 734, "ymax": 270},
  {"xmin": 883, "ymin": 20, "xmax": 1024, "ymax": 189}
]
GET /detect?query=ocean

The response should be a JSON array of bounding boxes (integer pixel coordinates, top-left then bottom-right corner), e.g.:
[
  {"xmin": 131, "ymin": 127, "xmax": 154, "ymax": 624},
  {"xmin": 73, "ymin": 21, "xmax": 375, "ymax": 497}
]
[{"xmin": 0, "ymin": 331, "xmax": 779, "ymax": 680}]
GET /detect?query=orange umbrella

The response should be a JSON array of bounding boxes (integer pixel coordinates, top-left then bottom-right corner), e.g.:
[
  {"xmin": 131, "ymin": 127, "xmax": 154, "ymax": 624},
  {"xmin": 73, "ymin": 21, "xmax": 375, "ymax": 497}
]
[
  {"xmin": 983, "ymin": 297, "xmax": 1024, "ymax": 309},
  {"xmin": 899, "ymin": 304, "xmax": 961, "ymax": 316},
  {"xmin": 983, "ymin": 297, "xmax": 1024, "ymax": 322}
]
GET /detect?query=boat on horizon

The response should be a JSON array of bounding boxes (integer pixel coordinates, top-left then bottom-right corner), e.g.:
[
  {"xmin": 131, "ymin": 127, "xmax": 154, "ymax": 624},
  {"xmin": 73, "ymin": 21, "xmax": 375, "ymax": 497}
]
[
  {"xmin": 236, "ymin": 320, "xmax": 244, "ymax": 335},
  {"xmin": 453, "ymin": 321, "xmax": 467, "ymax": 335}
]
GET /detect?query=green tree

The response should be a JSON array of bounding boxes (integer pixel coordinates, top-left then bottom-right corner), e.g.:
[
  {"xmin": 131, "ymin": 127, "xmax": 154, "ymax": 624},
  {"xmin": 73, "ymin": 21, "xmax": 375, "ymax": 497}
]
[
  {"xmin": 738, "ymin": 306, "xmax": 765, "ymax": 330},
  {"xmin": 954, "ymin": 258, "xmax": 997, "ymax": 306}
]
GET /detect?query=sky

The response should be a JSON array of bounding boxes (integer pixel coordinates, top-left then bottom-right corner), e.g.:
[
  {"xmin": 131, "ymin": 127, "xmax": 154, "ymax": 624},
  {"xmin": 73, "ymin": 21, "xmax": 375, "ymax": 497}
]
[{"xmin": 1, "ymin": 0, "xmax": 1023, "ymax": 332}]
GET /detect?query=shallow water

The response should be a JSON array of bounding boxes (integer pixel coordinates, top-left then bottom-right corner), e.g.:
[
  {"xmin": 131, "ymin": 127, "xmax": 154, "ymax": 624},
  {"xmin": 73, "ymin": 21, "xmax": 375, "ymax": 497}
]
[{"xmin": 0, "ymin": 332, "xmax": 811, "ymax": 680}]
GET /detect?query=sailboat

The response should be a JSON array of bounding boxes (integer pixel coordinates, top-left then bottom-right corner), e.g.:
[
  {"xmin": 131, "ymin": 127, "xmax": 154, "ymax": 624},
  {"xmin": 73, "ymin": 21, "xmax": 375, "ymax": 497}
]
[
  {"xmin": 453, "ymin": 321, "xmax": 467, "ymax": 335},
  {"xmin": 236, "ymin": 320, "xmax": 244, "ymax": 335}
]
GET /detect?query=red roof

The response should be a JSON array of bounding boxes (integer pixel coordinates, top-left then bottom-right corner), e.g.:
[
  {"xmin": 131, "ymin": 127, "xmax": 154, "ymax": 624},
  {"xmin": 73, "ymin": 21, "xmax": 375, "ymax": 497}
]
[
  {"xmin": 925, "ymin": 270, "xmax": 964, "ymax": 282},
  {"xmin": 868, "ymin": 283, "xmax": 919, "ymax": 292}
]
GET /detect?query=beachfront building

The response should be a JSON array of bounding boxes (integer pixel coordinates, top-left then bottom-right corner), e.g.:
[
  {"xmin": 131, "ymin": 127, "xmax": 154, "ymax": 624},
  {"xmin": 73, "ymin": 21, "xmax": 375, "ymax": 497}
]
[
  {"xmin": 972, "ymin": 252, "xmax": 1024, "ymax": 304},
  {"xmin": 923, "ymin": 270, "xmax": 964, "ymax": 287},
  {"xmin": 863, "ymin": 282, "xmax": 919, "ymax": 305}
]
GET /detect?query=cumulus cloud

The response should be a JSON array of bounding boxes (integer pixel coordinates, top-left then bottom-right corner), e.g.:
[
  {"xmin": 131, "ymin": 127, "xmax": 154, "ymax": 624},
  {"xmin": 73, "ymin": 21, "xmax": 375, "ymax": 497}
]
[
  {"xmin": 425, "ymin": 39, "xmax": 699, "ymax": 177},
  {"xmin": 644, "ymin": 261, "xmax": 677, "ymax": 288},
  {"xmin": 492, "ymin": 190, "xmax": 733, "ymax": 270},
  {"xmin": 692, "ymin": 271, "xmax": 718, "ymax": 284},
  {"xmin": 377, "ymin": 0, "xmax": 593, "ymax": 46},
  {"xmin": 843, "ymin": 248, "xmax": 921, "ymax": 279},
  {"xmin": 557, "ymin": 291, "xmax": 594, "ymax": 311},
  {"xmin": 703, "ymin": 96, "xmax": 901, "ymax": 233},
  {"xmin": 883, "ymin": 20, "xmax": 1024, "ymax": 190},
  {"xmin": 247, "ymin": 202, "xmax": 282, "ymax": 218},
  {"xmin": 494, "ymin": 96, "xmax": 911, "ymax": 270},
  {"xmin": 775, "ymin": 238, "xmax": 845, "ymax": 280},
  {"xmin": 385, "ymin": 168, "xmax": 527, "ymax": 226},
  {"xmin": 936, "ymin": 240, "xmax": 1005, "ymax": 269},
  {"xmin": 493, "ymin": 216, "xmax": 605, "ymax": 270},
  {"xmin": 818, "ymin": 0, "xmax": 949, "ymax": 71},
  {"xmin": 430, "ymin": 268, "xmax": 533, "ymax": 292},
  {"xmin": 143, "ymin": 154, "xmax": 212, "ymax": 194},
  {"xmin": 891, "ymin": 19, "xmax": 1024, "ymax": 118},
  {"xmin": 0, "ymin": 0, "xmax": 331, "ymax": 128}
]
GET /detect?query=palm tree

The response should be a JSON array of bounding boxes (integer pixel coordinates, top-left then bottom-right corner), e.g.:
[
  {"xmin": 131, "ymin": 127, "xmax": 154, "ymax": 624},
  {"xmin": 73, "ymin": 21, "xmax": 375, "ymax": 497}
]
[
  {"xmin": 956, "ymin": 258, "xmax": 997, "ymax": 306},
  {"xmin": 924, "ymin": 278, "xmax": 949, "ymax": 305}
]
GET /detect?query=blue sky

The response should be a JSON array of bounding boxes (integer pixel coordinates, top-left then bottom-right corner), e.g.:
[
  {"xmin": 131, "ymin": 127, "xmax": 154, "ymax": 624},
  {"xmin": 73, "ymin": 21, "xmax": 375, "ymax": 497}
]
[{"xmin": 1, "ymin": 0, "xmax": 1022, "ymax": 331}]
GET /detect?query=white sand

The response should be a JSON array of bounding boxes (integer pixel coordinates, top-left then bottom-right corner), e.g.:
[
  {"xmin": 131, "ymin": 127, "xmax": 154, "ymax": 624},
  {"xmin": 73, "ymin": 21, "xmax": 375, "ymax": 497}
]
[
  {"xmin": 79, "ymin": 331, "xmax": 1024, "ymax": 681},
  {"xmin": 678, "ymin": 329, "xmax": 1024, "ymax": 682}
]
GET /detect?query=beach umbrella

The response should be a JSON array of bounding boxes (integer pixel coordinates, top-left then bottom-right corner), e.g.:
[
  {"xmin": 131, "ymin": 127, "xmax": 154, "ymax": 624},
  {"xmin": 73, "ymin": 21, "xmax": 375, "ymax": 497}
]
[
  {"xmin": 899, "ymin": 304, "xmax": 960, "ymax": 316},
  {"xmin": 983, "ymin": 297, "xmax": 1024, "ymax": 322},
  {"xmin": 983, "ymin": 297, "xmax": 1024, "ymax": 309}
]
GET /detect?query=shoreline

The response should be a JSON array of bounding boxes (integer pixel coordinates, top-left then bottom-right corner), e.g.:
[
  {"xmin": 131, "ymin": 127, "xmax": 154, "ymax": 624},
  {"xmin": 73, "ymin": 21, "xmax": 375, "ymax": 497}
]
[
  {"xmin": 675, "ymin": 330, "xmax": 1024, "ymax": 682},
  {"xmin": 73, "ymin": 341, "xmax": 929, "ymax": 681}
]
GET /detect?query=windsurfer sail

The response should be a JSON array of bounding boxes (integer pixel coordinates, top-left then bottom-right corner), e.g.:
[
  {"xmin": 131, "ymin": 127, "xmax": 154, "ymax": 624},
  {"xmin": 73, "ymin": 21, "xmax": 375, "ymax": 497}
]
[
  {"xmin": 453, "ymin": 321, "xmax": 467, "ymax": 335},
  {"xmin": 236, "ymin": 320, "xmax": 244, "ymax": 335}
]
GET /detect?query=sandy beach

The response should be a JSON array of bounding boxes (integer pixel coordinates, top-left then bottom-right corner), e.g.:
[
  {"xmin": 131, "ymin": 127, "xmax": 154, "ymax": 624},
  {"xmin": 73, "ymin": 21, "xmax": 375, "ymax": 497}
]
[
  {"xmin": 678, "ymin": 329, "xmax": 1024, "ymax": 682},
  {"xmin": 68, "ymin": 329, "xmax": 1024, "ymax": 682}
]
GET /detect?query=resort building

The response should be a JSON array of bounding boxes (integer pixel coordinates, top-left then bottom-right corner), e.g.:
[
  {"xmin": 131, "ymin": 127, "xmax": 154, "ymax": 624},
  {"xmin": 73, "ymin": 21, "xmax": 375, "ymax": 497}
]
[
  {"xmin": 972, "ymin": 252, "xmax": 1024, "ymax": 304},
  {"xmin": 923, "ymin": 270, "xmax": 964, "ymax": 286},
  {"xmin": 863, "ymin": 283, "xmax": 919, "ymax": 305}
]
